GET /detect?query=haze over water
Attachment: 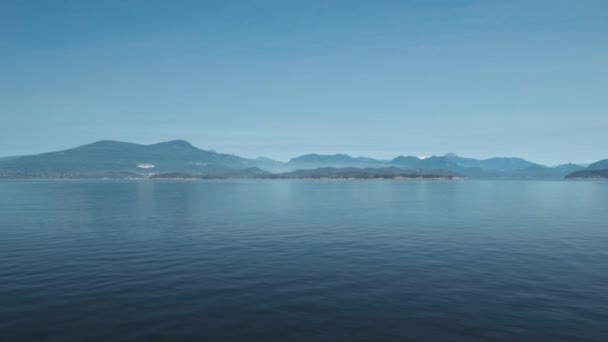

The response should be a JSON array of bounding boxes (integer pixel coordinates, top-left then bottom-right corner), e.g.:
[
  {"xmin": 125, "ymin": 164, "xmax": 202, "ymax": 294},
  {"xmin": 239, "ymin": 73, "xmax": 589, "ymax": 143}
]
[{"xmin": 2, "ymin": 179, "xmax": 607, "ymax": 341}]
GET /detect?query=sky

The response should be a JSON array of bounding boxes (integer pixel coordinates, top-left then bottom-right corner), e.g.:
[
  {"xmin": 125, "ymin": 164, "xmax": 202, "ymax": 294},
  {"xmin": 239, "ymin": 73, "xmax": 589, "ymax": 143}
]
[{"xmin": 1, "ymin": 0, "xmax": 607, "ymax": 164}]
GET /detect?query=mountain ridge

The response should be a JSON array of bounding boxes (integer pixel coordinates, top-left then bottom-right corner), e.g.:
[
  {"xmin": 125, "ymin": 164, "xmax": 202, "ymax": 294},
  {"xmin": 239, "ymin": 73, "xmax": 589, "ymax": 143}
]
[
  {"xmin": 565, "ymin": 159, "xmax": 608, "ymax": 178},
  {"xmin": 0, "ymin": 140, "xmax": 597, "ymax": 179},
  {"xmin": 586, "ymin": 159, "xmax": 608, "ymax": 170}
]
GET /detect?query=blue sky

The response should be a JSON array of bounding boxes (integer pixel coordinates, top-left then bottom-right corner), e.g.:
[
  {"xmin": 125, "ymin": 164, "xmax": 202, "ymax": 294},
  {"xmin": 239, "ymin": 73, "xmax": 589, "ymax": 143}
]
[{"xmin": 1, "ymin": 0, "xmax": 607, "ymax": 164}]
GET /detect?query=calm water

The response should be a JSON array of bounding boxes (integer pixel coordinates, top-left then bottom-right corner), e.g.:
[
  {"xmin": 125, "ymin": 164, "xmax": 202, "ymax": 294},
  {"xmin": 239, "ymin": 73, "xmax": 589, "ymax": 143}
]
[{"xmin": 1, "ymin": 180, "xmax": 607, "ymax": 341}]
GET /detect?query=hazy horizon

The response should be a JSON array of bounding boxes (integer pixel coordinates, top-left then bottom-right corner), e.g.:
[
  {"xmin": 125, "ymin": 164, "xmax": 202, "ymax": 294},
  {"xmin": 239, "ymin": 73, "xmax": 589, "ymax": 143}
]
[{"xmin": 2, "ymin": 0, "xmax": 607, "ymax": 164}]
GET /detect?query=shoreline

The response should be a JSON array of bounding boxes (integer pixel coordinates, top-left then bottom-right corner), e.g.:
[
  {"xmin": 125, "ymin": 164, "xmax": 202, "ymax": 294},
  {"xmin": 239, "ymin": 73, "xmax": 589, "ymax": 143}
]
[{"xmin": 0, "ymin": 176, "xmax": 462, "ymax": 181}]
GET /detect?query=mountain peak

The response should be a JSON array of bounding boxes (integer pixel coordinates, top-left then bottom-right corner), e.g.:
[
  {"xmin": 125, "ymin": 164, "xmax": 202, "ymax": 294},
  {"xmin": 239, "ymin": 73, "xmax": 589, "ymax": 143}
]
[
  {"xmin": 160, "ymin": 140, "xmax": 193, "ymax": 147},
  {"xmin": 88, "ymin": 140, "xmax": 127, "ymax": 146},
  {"xmin": 289, "ymin": 153, "xmax": 355, "ymax": 164},
  {"xmin": 74, "ymin": 140, "xmax": 139, "ymax": 150}
]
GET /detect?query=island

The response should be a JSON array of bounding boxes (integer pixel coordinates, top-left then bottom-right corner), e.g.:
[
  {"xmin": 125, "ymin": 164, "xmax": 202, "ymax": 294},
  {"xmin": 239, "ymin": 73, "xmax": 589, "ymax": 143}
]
[
  {"xmin": 565, "ymin": 169, "xmax": 608, "ymax": 179},
  {"xmin": 149, "ymin": 167, "xmax": 460, "ymax": 180}
]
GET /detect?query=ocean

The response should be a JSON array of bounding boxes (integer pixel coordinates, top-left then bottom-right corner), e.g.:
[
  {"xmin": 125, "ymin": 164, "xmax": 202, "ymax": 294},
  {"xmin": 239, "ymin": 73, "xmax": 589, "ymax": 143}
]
[{"xmin": 1, "ymin": 179, "xmax": 607, "ymax": 341}]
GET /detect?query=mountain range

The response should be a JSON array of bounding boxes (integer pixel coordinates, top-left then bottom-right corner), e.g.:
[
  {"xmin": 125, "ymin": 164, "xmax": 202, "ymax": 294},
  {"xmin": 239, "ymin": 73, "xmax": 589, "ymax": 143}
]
[
  {"xmin": 565, "ymin": 159, "xmax": 608, "ymax": 179},
  {"xmin": 0, "ymin": 140, "xmax": 603, "ymax": 179}
]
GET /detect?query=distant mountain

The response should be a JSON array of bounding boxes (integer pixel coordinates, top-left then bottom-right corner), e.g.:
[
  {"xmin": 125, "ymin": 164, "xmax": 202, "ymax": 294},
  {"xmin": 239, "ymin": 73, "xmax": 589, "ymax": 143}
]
[
  {"xmin": 390, "ymin": 156, "xmax": 422, "ymax": 167},
  {"xmin": 286, "ymin": 153, "xmax": 384, "ymax": 170},
  {"xmin": 482, "ymin": 157, "xmax": 537, "ymax": 171},
  {"xmin": 0, "ymin": 140, "xmax": 266, "ymax": 178},
  {"xmin": 564, "ymin": 158, "xmax": 608, "ymax": 178},
  {"xmin": 513, "ymin": 164, "xmax": 585, "ymax": 179},
  {"xmin": 566, "ymin": 169, "xmax": 608, "ymax": 179},
  {"xmin": 0, "ymin": 139, "xmax": 600, "ymax": 180},
  {"xmin": 391, "ymin": 153, "xmax": 538, "ymax": 173},
  {"xmin": 390, "ymin": 155, "xmax": 455, "ymax": 170},
  {"xmin": 586, "ymin": 159, "xmax": 608, "ymax": 170},
  {"xmin": 250, "ymin": 157, "xmax": 284, "ymax": 171},
  {"xmin": 389, "ymin": 153, "xmax": 548, "ymax": 178}
]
